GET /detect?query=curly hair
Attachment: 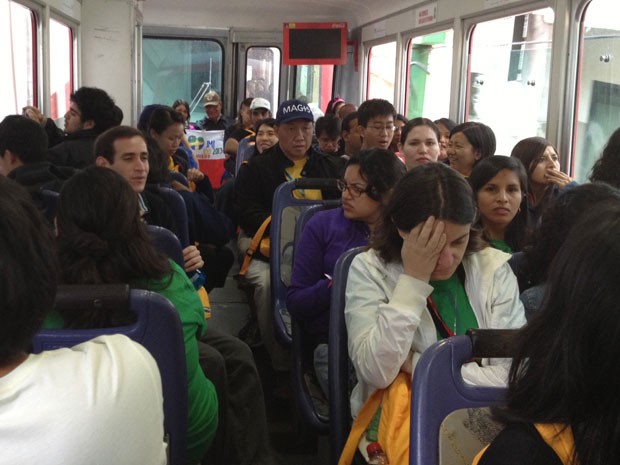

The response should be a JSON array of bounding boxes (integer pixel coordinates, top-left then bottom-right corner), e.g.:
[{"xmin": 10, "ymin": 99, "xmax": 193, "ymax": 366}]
[{"xmin": 589, "ymin": 126, "xmax": 620, "ymax": 188}]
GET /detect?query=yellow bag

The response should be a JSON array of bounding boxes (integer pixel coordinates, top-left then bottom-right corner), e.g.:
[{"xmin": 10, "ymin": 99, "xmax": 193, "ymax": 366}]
[{"xmin": 339, "ymin": 373, "xmax": 411, "ymax": 465}]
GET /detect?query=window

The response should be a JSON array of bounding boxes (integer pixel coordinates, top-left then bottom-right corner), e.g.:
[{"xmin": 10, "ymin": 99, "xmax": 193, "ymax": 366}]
[
  {"xmin": 49, "ymin": 18, "xmax": 73, "ymax": 121},
  {"xmin": 246, "ymin": 46, "xmax": 281, "ymax": 113},
  {"xmin": 367, "ymin": 41, "xmax": 396, "ymax": 102},
  {"xmin": 0, "ymin": 0, "xmax": 36, "ymax": 119},
  {"xmin": 468, "ymin": 8, "xmax": 554, "ymax": 155},
  {"xmin": 572, "ymin": 0, "xmax": 620, "ymax": 182},
  {"xmin": 405, "ymin": 29, "xmax": 453, "ymax": 120},
  {"xmin": 293, "ymin": 65, "xmax": 334, "ymax": 115},
  {"xmin": 143, "ymin": 37, "xmax": 223, "ymax": 125}
]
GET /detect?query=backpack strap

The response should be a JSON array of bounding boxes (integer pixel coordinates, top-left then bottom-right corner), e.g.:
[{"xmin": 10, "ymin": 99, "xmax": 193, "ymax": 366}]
[{"xmin": 238, "ymin": 215, "xmax": 272, "ymax": 276}]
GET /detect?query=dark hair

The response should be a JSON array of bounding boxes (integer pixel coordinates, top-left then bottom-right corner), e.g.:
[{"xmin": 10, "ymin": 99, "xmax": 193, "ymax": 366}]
[
  {"xmin": 400, "ymin": 117, "xmax": 440, "ymax": 145},
  {"xmin": 315, "ymin": 115, "xmax": 342, "ymax": 140},
  {"xmin": 256, "ymin": 117, "xmax": 277, "ymax": 133},
  {"xmin": 0, "ymin": 115, "xmax": 48, "ymax": 164},
  {"xmin": 522, "ymin": 183, "xmax": 620, "ymax": 286},
  {"xmin": 0, "ymin": 177, "xmax": 58, "ymax": 364},
  {"xmin": 469, "ymin": 156, "xmax": 530, "ymax": 251},
  {"xmin": 346, "ymin": 148, "xmax": 406, "ymax": 202},
  {"xmin": 450, "ymin": 121, "xmax": 496, "ymax": 161},
  {"xmin": 434, "ymin": 118, "xmax": 457, "ymax": 133},
  {"xmin": 172, "ymin": 99, "xmax": 191, "ymax": 122},
  {"xmin": 510, "ymin": 136, "xmax": 555, "ymax": 175},
  {"xmin": 233, "ymin": 98, "xmax": 253, "ymax": 130},
  {"xmin": 57, "ymin": 167, "xmax": 171, "ymax": 327},
  {"xmin": 147, "ymin": 106, "xmax": 185, "ymax": 135},
  {"xmin": 341, "ymin": 111, "xmax": 358, "ymax": 133},
  {"xmin": 70, "ymin": 87, "xmax": 118, "ymax": 134},
  {"xmin": 94, "ymin": 126, "xmax": 147, "ymax": 164},
  {"xmin": 496, "ymin": 201, "xmax": 620, "ymax": 465},
  {"xmin": 145, "ymin": 137, "xmax": 169, "ymax": 185},
  {"xmin": 371, "ymin": 163, "xmax": 482, "ymax": 263},
  {"xmin": 395, "ymin": 114, "xmax": 408, "ymax": 125},
  {"xmin": 589, "ymin": 126, "xmax": 620, "ymax": 189},
  {"xmin": 325, "ymin": 96, "xmax": 345, "ymax": 116},
  {"xmin": 137, "ymin": 104, "xmax": 166, "ymax": 132},
  {"xmin": 357, "ymin": 99, "xmax": 397, "ymax": 127}
]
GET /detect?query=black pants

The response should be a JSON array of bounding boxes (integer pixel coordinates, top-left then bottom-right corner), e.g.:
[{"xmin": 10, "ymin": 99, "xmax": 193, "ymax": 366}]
[{"xmin": 198, "ymin": 328, "xmax": 275, "ymax": 465}]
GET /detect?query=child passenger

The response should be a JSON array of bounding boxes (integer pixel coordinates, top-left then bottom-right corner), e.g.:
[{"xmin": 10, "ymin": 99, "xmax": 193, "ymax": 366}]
[{"xmin": 345, "ymin": 163, "xmax": 525, "ymax": 417}]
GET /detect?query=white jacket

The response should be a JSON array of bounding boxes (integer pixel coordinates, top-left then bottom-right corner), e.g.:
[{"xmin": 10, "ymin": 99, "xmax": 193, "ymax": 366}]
[{"xmin": 345, "ymin": 247, "xmax": 526, "ymax": 416}]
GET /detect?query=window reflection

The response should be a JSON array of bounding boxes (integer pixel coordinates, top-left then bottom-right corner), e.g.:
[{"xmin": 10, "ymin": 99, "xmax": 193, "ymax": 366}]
[
  {"xmin": 246, "ymin": 47, "xmax": 281, "ymax": 113},
  {"xmin": 367, "ymin": 42, "xmax": 396, "ymax": 103}
]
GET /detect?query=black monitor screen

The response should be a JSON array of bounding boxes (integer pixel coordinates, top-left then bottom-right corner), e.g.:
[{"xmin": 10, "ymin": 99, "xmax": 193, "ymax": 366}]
[{"xmin": 288, "ymin": 28, "xmax": 343, "ymax": 60}]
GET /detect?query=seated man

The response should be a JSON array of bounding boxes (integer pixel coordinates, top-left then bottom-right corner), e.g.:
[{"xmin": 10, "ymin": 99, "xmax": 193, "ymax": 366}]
[
  {"xmin": 94, "ymin": 125, "xmax": 275, "ymax": 465},
  {"xmin": 23, "ymin": 86, "xmax": 120, "ymax": 168},
  {"xmin": 234, "ymin": 99, "xmax": 342, "ymax": 373},
  {"xmin": 0, "ymin": 115, "xmax": 74, "ymax": 208},
  {"xmin": 194, "ymin": 91, "xmax": 234, "ymax": 131},
  {"xmin": 357, "ymin": 98, "xmax": 397, "ymax": 151},
  {"xmin": 0, "ymin": 176, "xmax": 167, "ymax": 464}
]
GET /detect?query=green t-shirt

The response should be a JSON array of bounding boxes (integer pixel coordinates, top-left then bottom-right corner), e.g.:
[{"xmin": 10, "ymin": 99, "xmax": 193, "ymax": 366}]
[
  {"xmin": 429, "ymin": 271, "xmax": 478, "ymax": 339},
  {"xmin": 489, "ymin": 239, "xmax": 512, "ymax": 254},
  {"xmin": 42, "ymin": 260, "xmax": 218, "ymax": 464}
]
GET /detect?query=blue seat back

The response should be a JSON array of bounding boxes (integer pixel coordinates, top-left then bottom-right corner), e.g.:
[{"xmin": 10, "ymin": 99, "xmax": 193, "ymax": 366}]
[
  {"xmin": 169, "ymin": 170, "xmax": 190, "ymax": 188},
  {"xmin": 147, "ymin": 224, "xmax": 185, "ymax": 268},
  {"xmin": 328, "ymin": 246, "xmax": 365, "ymax": 465},
  {"xmin": 157, "ymin": 186, "xmax": 190, "ymax": 247},
  {"xmin": 235, "ymin": 137, "xmax": 255, "ymax": 175},
  {"xmin": 270, "ymin": 178, "xmax": 340, "ymax": 346},
  {"xmin": 410, "ymin": 330, "xmax": 517, "ymax": 465},
  {"xmin": 40, "ymin": 189, "xmax": 59, "ymax": 223},
  {"xmin": 32, "ymin": 285, "xmax": 188, "ymax": 465}
]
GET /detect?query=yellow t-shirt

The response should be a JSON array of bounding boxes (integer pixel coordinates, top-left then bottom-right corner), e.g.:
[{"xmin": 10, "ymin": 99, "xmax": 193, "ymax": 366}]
[{"xmin": 285, "ymin": 158, "xmax": 322, "ymax": 200}]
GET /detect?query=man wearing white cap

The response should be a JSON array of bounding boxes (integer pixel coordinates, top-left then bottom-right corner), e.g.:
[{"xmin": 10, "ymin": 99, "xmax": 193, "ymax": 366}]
[
  {"xmin": 195, "ymin": 91, "xmax": 233, "ymax": 131},
  {"xmin": 234, "ymin": 99, "xmax": 341, "ymax": 374}
]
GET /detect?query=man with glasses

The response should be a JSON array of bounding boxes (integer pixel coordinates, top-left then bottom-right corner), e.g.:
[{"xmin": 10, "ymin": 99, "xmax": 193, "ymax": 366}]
[{"xmin": 356, "ymin": 98, "xmax": 397, "ymax": 151}]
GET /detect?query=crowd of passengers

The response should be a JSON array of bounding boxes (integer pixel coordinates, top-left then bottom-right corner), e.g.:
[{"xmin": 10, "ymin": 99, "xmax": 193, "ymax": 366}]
[{"xmin": 2, "ymin": 86, "xmax": 620, "ymax": 465}]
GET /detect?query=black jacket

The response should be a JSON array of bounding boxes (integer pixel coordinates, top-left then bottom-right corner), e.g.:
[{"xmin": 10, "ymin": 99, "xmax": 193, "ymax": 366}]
[
  {"xmin": 48, "ymin": 129, "xmax": 98, "ymax": 168},
  {"xmin": 234, "ymin": 143, "xmax": 342, "ymax": 236},
  {"xmin": 8, "ymin": 161, "xmax": 75, "ymax": 209}
]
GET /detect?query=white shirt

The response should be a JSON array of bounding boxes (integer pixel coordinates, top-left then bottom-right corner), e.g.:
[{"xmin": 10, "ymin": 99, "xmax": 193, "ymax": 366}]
[{"xmin": 0, "ymin": 334, "xmax": 167, "ymax": 465}]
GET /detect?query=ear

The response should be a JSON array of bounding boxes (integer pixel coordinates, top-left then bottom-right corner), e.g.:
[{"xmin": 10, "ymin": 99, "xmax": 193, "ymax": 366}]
[
  {"xmin": 82, "ymin": 119, "xmax": 95, "ymax": 130},
  {"xmin": 149, "ymin": 129, "xmax": 158, "ymax": 139},
  {"xmin": 474, "ymin": 150, "xmax": 482, "ymax": 161},
  {"xmin": 95, "ymin": 156, "xmax": 111, "ymax": 167}
]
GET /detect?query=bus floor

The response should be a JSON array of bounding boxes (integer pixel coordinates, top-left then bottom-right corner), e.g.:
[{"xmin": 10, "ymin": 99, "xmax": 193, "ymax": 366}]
[{"xmin": 208, "ymin": 248, "xmax": 330, "ymax": 465}]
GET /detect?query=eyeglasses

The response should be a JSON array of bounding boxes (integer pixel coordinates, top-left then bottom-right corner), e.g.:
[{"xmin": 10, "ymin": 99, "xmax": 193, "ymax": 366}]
[
  {"xmin": 337, "ymin": 179, "xmax": 370, "ymax": 198},
  {"xmin": 366, "ymin": 124, "xmax": 395, "ymax": 133}
]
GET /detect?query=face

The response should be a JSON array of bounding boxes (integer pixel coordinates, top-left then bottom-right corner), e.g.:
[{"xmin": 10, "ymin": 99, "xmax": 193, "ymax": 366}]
[
  {"xmin": 275, "ymin": 119, "xmax": 314, "ymax": 161},
  {"xmin": 399, "ymin": 125, "xmax": 440, "ymax": 170},
  {"xmin": 251, "ymin": 108, "xmax": 271, "ymax": 127},
  {"xmin": 64, "ymin": 101, "xmax": 87, "ymax": 134},
  {"xmin": 205, "ymin": 103, "xmax": 222, "ymax": 122},
  {"xmin": 150, "ymin": 123, "xmax": 184, "ymax": 157},
  {"xmin": 318, "ymin": 134, "xmax": 340, "ymax": 155},
  {"xmin": 530, "ymin": 145, "xmax": 560, "ymax": 186},
  {"xmin": 391, "ymin": 119, "xmax": 406, "ymax": 149},
  {"xmin": 343, "ymin": 117, "xmax": 362, "ymax": 154},
  {"xmin": 476, "ymin": 169, "xmax": 523, "ymax": 238},
  {"xmin": 256, "ymin": 123, "xmax": 278, "ymax": 154},
  {"xmin": 174, "ymin": 105, "xmax": 189, "ymax": 123},
  {"xmin": 239, "ymin": 105, "xmax": 252, "ymax": 128},
  {"xmin": 430, "ymin": 221, "xmax": 471, "ymax": 281},
  {"xmin": 448, "ymin": 132, "xmax": 479, "ymax": 177},
  {"xmin": 340, "ymin": 164, "xmax": 382, "ymax": 225},
  {"xmin": 436, "ymin": 122, "xmax": 450, "ymax": 161},
  {"xmin": 96, "ymin": 136, "xmax": 149, "ymax": 193},
  {"xmin": 361, "ymin": 115, "xmax": 394, "ymax": 150}
]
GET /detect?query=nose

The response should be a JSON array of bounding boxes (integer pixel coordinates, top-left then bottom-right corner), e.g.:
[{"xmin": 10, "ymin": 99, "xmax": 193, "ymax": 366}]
[
  {"xmin": 497, "ymin": 189, "xmax": 508, "ymax": 202},
  {"xmin": 436, "ymin": 245, "xmax": 454, "ymax": 270}
]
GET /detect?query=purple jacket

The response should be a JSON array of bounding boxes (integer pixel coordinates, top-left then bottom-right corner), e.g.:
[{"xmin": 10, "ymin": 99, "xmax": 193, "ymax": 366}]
[{"xmin": 287, "ymin": 208, "xmax": 369, "ymax": 342}]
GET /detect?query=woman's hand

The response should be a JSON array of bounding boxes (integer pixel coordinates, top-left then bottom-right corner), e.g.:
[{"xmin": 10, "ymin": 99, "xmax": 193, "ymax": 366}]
[
  {"xmin": 545, "ymin": 168, "xmax": 572, "ymax": 188},
  {"xmin": 187, "ymin": 168, "xmax": 205, "ymax": 183},
  {"xmin": 399, "ymin": 216, "xmax": 447, "ymax": 283},
  {"xmin": 183, "ymin": 245, "xmax": 204, "ymax": 273}
]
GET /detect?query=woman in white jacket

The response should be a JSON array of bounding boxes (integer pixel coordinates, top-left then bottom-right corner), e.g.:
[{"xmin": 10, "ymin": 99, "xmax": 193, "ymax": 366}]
[{"xmin": 345, "ymin": 162, "xmax": 525, "ymax": 416}]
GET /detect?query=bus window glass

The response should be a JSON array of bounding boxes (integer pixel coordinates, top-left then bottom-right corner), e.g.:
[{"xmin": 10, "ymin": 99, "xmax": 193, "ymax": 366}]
[
  {"xmin": 0, "ymin": 0, "xmax": 35, "ymax": 119},
  {"xmin": 246, "ymin": 47, "xmax": 281, "ymax": 114},
  {"xmin": 573, "ymin": 0, "xmax": 620, "ymax": 182},
  {"xmin": 49, "ymin": 19, "xmax": 73, "ymax": 121},
  {"xmin": 468, "ymin": 8, "xmax": 554, "ymax": 155},
  {"xmin": 294, "ymin": 65, "xmax": 334, "ymax": 115},
  {"xmin": 405, "ymin": 29, "xmax": 453, "ymax": 120},
  {"xmin": 367, "ymin": 41, "xmax": 396, "ymax": 102},
  {"xmin": 143, "ymin": 37, "xmax": 223, "ymax": 125}
]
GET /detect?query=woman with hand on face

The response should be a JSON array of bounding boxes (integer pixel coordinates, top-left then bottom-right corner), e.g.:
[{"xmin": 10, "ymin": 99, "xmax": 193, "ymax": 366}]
[
  {"xmin": 345, "ymin": 163, "xmax": 525, "ymax": 417},
  {"xmin": 398, "ymin": 117, "xmax": 441, "ymax": 171},
  {"xmin": 510, "ymin": 137, "xmax": 574, "ymax": 223},
  {"xmin": 469, "ymin": 156, "xmax": 530, "ymax": 253},
  {"xmin": 447, "ymin": 121, "xmax": 496, "ymax": 177}
]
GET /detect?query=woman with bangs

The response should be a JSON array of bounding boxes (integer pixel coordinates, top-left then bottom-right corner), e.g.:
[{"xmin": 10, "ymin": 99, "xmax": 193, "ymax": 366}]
[{"xmin": 345, "ymin": 163, "xmax": 525, "ymax": 418}]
